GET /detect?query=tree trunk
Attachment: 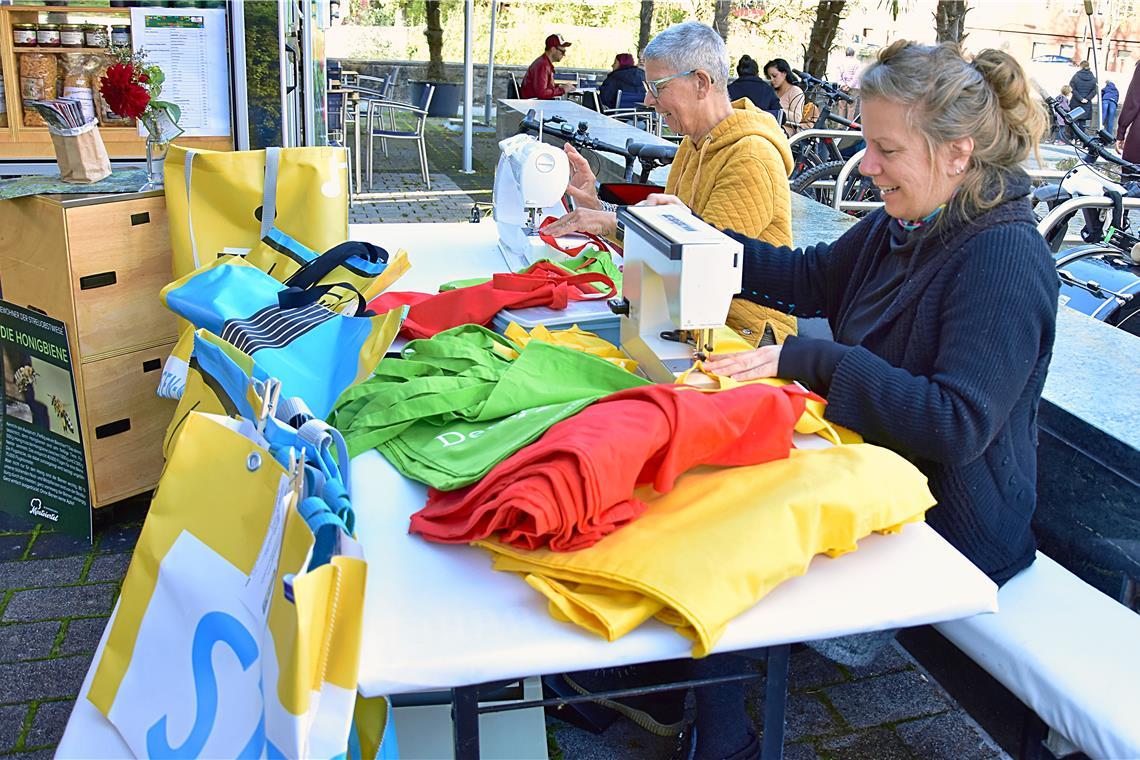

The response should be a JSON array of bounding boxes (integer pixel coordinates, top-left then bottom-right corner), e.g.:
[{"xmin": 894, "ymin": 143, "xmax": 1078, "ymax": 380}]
[
  {"xmin": 637, "ymin": 0, "xmax": 655, "ymax": 59},
  {"xmin": 934, "ymin": 1, "xmax": 969, "ymax": 45},
  {"xmin": 803, "ymin": 1, "xmax": 844, "ymax": 79},
  {"xmin": 712, "ymin": 0, "xmax": 732, "ymax": 42},
  {"xmin": 1097, "ymin": 0, "xmax": 1120, "ymax": 73},
  {"xmin": 425, "ymin": 0, "xmax": 445, "ymax": 82}
]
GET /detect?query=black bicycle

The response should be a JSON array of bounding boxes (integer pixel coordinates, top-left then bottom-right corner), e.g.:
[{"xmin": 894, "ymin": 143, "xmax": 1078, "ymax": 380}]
[
  {"xmin": 1035, "ymin": 95, "xmax": 1140, "ymax": 336},
  {"xmin": 786, "ymin": 70, "xmax": 864, "ymax": 180}
]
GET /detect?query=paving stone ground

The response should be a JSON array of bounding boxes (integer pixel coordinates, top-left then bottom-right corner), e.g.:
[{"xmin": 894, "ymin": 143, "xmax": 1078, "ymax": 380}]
[{"xmin": 0, "ymin": 117, "xmax": 1051, "ymax": 758}]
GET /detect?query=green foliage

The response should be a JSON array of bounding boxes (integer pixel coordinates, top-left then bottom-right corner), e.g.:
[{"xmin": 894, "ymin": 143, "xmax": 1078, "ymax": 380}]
[{"xmin": 330, "ymin": 0, "xmax": 848, "ymax": 74}]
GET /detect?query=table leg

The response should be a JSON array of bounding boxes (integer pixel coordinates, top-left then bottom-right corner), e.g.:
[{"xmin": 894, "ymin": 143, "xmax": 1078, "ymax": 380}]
[
  {"xmin": 452, "ymin": 685, "xmax": 481, "ymax": 759},
  {"xmin": 761, "ymin": 644, "xmax": 790, "ymax": 760}
]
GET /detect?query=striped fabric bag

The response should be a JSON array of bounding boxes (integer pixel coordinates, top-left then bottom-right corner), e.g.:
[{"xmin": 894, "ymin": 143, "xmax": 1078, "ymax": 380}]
[{"xmin": 160, "ymin": 256, "xmax": 404, "ymax": 419}]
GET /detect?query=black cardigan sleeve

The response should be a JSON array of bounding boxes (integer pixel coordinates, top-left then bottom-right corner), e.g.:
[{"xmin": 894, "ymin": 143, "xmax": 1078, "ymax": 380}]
[{"xmin": 726, "ymin": 211, "xmax": 878, "ymax": 320}]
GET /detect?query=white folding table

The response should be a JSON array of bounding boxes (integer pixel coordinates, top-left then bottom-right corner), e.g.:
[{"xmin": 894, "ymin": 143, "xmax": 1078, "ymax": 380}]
[{"xmin": 347, "ymin": 221, "xmax": 998, "ymax": 758}]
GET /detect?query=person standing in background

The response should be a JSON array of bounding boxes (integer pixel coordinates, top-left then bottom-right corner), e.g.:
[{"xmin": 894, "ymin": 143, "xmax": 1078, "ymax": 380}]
[
  {"xmin": 520, "ymin": 34, "xmax": 577, "ymax": 100},
  {"xmin": 1068, "ymin": 61, "xmax": 1098, "ymax": 131},
  {"xmin": 1101, "ymin": 81, "xmax": 1119, "ymax": 136},
  {"xmin": 835, "ymin": 46, "xmax": 863, "ymax": 120},
  {"xmin": 1116, "ymin": 57, "xmax": 1140, "ymax": 164},
  {"xmin": 1055, "ymin": 85, "xmax": 1073, "ymax": 143}
]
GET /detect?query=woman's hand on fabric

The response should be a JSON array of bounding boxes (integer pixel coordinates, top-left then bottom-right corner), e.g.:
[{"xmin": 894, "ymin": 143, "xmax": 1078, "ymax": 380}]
[
  {"xmin": 638, "ymin": 193, "xmax": 690, "ymax": 211},
  {"xmin": 703, "ymin": 346, "xmax": 782, "ymax": 381},
  {"xmin": 563, "ymin": 144, "xmax": 600, "ymax": 208},
  {"xmin": 542, "ymin": 208, "xmax": 618, "ymax": 238}
]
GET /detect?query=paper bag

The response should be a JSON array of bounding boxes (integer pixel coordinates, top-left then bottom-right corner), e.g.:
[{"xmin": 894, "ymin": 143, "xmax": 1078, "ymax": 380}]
[{"xmin": 49, "ymin": 120, "xmax": 111, "ymax": 183}]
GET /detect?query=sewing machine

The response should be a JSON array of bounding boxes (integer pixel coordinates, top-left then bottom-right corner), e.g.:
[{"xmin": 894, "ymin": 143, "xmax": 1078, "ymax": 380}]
[
  {"xmin": 611, "ymin": 205, "xmax": 743, "ymax": 383},
  {"xmin": 493, "ymin": 133, "xmax": 570, "ymax": 270}
]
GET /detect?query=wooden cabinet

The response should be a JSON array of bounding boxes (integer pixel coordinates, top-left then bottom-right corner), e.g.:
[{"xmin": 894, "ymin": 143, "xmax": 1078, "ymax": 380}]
[
  {"xmin": 0, "ymin": 190, "xmax": 178, "ymax": 507},
  {"xmin": 0, "ymin": 4, "xmax": 232, "ymax": 160}
]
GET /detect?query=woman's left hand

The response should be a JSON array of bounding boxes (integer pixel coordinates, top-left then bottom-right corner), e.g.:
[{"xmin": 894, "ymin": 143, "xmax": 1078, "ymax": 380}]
[
  {"xmin": 703, "ymin": 346, "xmax": 782, "ymax": 381},
  {"xmin": 541, "ymin": 209, "xmax": 618, "ymax": 238}
]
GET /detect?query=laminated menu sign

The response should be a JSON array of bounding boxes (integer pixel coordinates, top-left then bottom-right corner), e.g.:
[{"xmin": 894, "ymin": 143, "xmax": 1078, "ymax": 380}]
[
  {"xmin": 130, "ymin": 6, "xmax": 231, "ymax": 137},
  {"xmin": 0, "ymin": 301, "xmax": 91, "ymax": 541}
]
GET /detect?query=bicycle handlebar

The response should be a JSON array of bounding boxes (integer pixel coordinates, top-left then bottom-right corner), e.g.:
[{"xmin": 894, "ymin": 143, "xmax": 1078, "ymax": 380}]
[
  {"xmin": 1043, "ymin": 95, "xmax": 1138, "ymax": 174},
  {"xmin": 794, "ymin": 69, "xmax": 855, "ymax": 103},
  {"xmin": 625, "ymin": 141, "xmax": 678, "ymax": 163},
  {"xmin": 826, "ymin": 112, "xmax": 859, "ymax": 129},
  {"xmin": 518, "ymin": 109, "xmax": 630, "ymax": 158}
]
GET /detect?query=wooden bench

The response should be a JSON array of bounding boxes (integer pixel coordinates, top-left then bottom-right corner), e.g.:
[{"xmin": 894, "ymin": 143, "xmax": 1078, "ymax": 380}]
[{"xmin": 934, "ymin": 552, "xmax": 1140, "ymax": 759}]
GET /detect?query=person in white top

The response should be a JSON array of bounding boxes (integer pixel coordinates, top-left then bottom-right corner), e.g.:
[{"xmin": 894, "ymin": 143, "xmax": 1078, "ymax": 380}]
[{"xmin": 835, "ymin": 47, "xmax": 863, "ymax": 119}]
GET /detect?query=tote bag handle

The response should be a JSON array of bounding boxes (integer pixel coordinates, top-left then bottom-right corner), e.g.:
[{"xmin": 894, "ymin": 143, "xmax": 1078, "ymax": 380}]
[
  {"xmin": 277, "ymin": 280, "xmax": 369, "ymax": 316},
  {"xmin": 282, "ymin": 240, "xmax": 390, "ymax": 291},
  {"xmin": 537, "ymin": 216, "xmax": 622, "ymax": 257}
]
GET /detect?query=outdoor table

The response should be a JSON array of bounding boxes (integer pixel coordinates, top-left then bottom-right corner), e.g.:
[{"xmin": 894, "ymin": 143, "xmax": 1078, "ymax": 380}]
[
  {"xmin": 343, "ymin": 220, "xmax": 997, "ymax": 758},
  {"xmin": 58, "ymin": 215, "xmax": 995, "ymax": 760},
  {"xmin": 497, "ymin": 97, "xmax": 675, "ymax": 184}
]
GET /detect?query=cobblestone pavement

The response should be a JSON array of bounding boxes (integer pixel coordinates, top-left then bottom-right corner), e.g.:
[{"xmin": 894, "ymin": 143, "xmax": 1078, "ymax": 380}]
[
  {"xmin": 0, "ymin": 499, "xmax": 146, "ymax": 758},
  {"xmin": 0, "ymin": 120, "xmax": 1043, "ymax": 758},
  {"xmin": 548, "ymin": 643, "xmax": 1010, "ymax": 760}
]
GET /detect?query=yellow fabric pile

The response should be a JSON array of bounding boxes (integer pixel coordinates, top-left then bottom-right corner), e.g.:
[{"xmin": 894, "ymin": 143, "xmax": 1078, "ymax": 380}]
[
  {"xmin": 476, "ymin": 444, "xmax": 934, "ymax": 657},
  {"xmin": 502, "ymin": 322, "xmax": 637, "ymax": 372}
]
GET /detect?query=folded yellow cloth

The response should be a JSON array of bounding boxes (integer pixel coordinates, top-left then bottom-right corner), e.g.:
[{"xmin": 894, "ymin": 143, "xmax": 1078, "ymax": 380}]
[
  {"xmin": 678, "ymin": 351, "xmax": 862, "ymax": 446},
  {"xmin": 476, "ymin": 444, "xmax": 933, "ymax": 657},
  {"xmin": 503, "ymin": 322, "xmax": 639, "ymax": 373}
]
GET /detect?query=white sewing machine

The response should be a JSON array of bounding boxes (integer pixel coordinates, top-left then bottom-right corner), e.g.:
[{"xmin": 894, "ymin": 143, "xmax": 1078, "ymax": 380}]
[
  {"xmin": 613, "ymin": 205, "xmax": 743, "ymax": 383},
  {"xmin": 493, "ymin": 133, "xmax": 570, "ymax": 270}
]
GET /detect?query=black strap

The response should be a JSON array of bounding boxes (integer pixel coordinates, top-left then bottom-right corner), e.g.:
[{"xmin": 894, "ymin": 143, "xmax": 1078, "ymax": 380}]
[
  {"xmin": 278, "ymin": 281, "xmax": 369, "ymax": 316},
  {"xmin": 282, "ymin": 241, "xmax": 389, "ymax": 292},
  {"xmin": 1106, "ymin": 189, "xmax": 1125, "ymax": 232}
]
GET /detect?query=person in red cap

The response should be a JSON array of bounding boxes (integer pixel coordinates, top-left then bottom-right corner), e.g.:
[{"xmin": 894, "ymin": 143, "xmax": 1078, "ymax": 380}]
[{"xmin": 520, "ymin": 33, "xmax": 577, "ymax": 99}]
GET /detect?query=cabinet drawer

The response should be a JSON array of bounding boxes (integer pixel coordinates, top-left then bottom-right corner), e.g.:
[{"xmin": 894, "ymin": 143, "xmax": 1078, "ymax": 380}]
[
  {"xmin": 66, "ymin": 197, "xmax": 179, "ymax": 359},
  {"xmin": 80, "ymin": 343, "xmax": 176, "ymax": 507}
]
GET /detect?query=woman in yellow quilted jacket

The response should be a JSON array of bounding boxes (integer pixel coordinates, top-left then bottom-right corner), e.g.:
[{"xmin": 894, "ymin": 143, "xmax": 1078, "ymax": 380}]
[{"xmin": 542, "ymin": 21, "xmax": 797, "ymax": 345}]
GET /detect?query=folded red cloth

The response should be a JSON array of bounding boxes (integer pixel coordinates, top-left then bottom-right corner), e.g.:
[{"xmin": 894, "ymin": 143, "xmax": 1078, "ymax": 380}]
[
  {"xmin": 410, "ymin": 382, "xmax": 810, "ymax": 551},
  {"xmin": 368, "ymin": 261, "xmax": 615, "ymax": 339}
]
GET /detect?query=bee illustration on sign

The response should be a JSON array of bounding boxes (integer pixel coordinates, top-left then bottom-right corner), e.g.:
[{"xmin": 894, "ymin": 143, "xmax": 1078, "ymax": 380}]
[{"xmin": 50, "ymin": 394, "xmax": 75, "ymax": 434}]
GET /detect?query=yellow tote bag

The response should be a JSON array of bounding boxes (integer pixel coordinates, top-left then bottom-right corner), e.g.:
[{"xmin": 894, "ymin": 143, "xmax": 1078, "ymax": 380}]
[
  {"xmin": 86, "ymin": 410, "xmax": 389, "ymax": 758},
  {"xmin": 165, "ymin": 145, "xmax": 350, "ymax": 278}
]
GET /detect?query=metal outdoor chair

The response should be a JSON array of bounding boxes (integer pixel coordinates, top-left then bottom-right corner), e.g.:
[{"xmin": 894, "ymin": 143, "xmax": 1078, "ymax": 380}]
[
  {"xmin": 326, "ymin": 90, "xmax": 355, "ymax": 197},
  {"xmin": 366, "ymin": 83, "xmax": 435, "ymax": 190},
  {"xmin": 507, "ymin": 72, "xmax": 521, "ymax": 99},
  {"xmin": 605, "ymin": 88, "xmax": 659, "ymax": 134},
  {"xmin": 577, "ymin": 89, "xmax": 602, "ymax": 112}
]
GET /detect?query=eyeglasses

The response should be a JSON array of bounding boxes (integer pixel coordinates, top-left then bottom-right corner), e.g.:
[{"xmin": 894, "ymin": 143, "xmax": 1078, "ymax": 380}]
[{"xmin": 647, "ymin": 69, "xmax": 698, "ymax": 98}]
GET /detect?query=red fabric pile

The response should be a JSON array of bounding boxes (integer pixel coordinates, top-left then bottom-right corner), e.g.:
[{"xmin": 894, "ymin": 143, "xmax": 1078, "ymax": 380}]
[
  {"xmin": 368, "ymin": 261, "xmax": 615, "ymax": 339},
  {"xmin": 409, "ymin": 382, "xmax": 811, "ymax": 551}
]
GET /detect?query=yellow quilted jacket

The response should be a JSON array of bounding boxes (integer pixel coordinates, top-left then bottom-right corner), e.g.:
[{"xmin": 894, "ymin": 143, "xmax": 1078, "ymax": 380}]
[{"xmin": 666, "ymin": 99, "xmax": 797, "ymax": 345}]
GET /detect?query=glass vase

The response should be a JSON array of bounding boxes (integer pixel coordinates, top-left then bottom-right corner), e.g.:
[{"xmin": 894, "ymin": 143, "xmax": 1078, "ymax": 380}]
[{"xmin": 142, "ymin": 130, "xmax": 168, "ymax": 191}]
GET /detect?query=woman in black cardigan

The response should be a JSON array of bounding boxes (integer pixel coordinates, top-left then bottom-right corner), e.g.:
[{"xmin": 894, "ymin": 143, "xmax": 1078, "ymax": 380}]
[{"xmin": 650, "ymin": 41, "xmax": 1058, "ymax": 760}]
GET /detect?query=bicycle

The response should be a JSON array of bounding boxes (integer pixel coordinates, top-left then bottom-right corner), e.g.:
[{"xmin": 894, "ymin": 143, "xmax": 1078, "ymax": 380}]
[
  {"xmin": 1035, "ymin": 94, "xmax": 1140, "ymax": 336},
  {"xmin": 1034, "ymin": 95, "xmax": 1140, "ymax": 252},
  {"xmin": 786, "ymin": 71, "xmax": 864, "ymax": 179}
]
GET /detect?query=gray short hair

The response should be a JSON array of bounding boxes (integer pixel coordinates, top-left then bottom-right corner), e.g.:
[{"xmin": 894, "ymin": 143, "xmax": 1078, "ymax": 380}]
[{"xmin": 643, "ymin": 22, "xmax": 729, "ymax": 92}]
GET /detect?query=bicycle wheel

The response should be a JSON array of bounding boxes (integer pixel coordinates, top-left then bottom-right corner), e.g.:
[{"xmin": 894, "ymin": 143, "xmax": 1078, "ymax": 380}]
[
  {"xmin": 790, "ymin": 160, "xmax": 881, "ymax": 216},
  {"xmin": 789, "ymin": 160, "xmax": 847, "ymax": 206},
  {"xmin": 788, "ymin": 141, "xmax": 829, "ymax": 182}
]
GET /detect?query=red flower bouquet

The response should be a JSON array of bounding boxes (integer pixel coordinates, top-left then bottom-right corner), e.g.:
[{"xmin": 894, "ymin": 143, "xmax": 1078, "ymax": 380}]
[
  {"xmin": 100, "ymin": 63, "xmax": 151, "ymax": 120},
  {"xmin": 98, "ymin": 48, "xmax": 181, "ymax": 133}
]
